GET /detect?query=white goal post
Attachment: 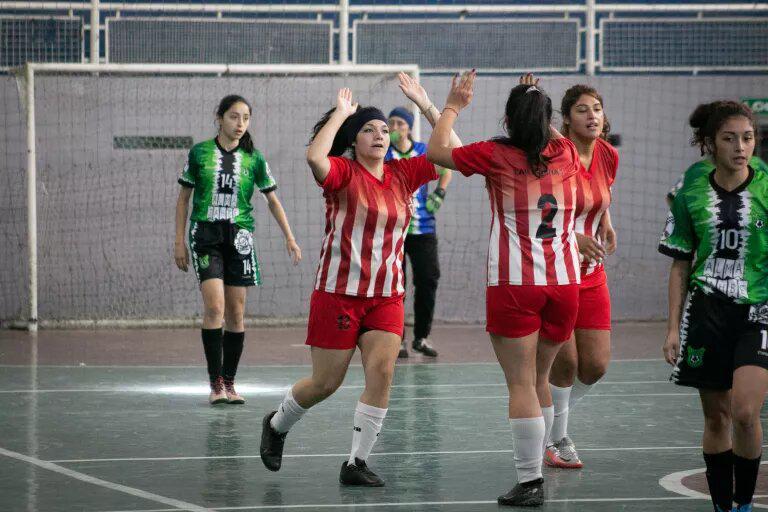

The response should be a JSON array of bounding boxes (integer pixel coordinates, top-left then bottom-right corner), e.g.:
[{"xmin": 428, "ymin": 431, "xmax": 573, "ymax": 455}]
[{"xmin": 12, "ymin": 62, "xmax": 421, "ymax": 331}]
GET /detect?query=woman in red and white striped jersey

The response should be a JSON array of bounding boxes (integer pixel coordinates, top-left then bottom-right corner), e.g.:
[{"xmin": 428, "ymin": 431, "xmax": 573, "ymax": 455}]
[
  {"xmin": 544, "ymin": 84, "xmax": 619, "ymax": 470},
  {"xmin": 260, "ymin": 81, "xmax": 460, "ymax": 487},
  {"xmin": 427, "ymin": 71, "xmax": 581, "ymax": 507}
]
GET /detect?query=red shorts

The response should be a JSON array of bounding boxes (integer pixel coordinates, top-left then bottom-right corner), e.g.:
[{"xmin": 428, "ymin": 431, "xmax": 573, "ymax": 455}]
[
  {"xmin": 306, "ymin": 290, "xmax": 404, "ymax": 350},
  {"xmin": 486, "ymin": 284, "xmax": 579, "ymax": 342},
  {"xmin": 574, "ymin": 268, "xmax": 611, "ymax": 331}
]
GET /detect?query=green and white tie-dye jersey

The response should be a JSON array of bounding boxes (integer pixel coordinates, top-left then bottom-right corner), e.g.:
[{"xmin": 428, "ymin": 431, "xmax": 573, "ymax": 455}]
[
  {"xmin": 659, "ymin": 167, "xmax": 768, "ymax": 304},
  {"xmin": 178, "ymin": 138, "xmax": 277, "ymax": 232},
  {"xmin": 667, "ymin": 156, "xmax": 768, "ymax": 202}
]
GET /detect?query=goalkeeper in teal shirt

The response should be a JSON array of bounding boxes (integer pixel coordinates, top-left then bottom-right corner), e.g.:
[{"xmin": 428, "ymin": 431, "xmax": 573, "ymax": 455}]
[{"xmin": 386, "ymin": 106, "xmax": 452, "ymax": 358}]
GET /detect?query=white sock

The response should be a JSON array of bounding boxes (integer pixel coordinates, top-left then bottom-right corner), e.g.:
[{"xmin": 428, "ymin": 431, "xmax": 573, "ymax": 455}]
[
  {"xmin": 541, "ymin": 406, "xmax": 554, "ymax": 452},
  {"xmin": 270, "ymin": 388, "xmax": 307, "ymax": 434},
  {"xmin": 568, "ymin": 379, "xmax": 596, "ymax": 411},
  {"xmin": 349, "ymin": 401, "xmax": 387, "ymax": 465},
  {"xmin": 509, "ymin": 416, "xmax": 545, "ymax": 484},
  {"xmin": 550, "ymin": 384, "xmax": 572, "ymax": 442}
]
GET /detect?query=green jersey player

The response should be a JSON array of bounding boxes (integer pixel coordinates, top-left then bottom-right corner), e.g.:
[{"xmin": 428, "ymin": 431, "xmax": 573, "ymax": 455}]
[
  {"xmin": 666, "ymin": 155, "xmax": 768, "ymax": 207},
  {"xmin": 659, "ymin": 100, "xmax": 767, "ymax": 512},
  {"xmin": 174, "ymin": 94, "xmax": 302, "ymax": 405}
]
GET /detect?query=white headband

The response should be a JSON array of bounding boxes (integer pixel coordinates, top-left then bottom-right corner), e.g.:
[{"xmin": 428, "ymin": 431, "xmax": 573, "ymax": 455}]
[{"xmin": 525, "ymin": 86, "xmax": 540, "ymax": 94}]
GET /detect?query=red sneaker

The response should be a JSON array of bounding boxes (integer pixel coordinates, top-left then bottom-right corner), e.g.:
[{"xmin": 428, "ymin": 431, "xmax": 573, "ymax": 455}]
[
  {"xmin": 543, "ymin": 438, "xmax": 583, "ymax": 469},
  {"xmin": 223, "ymin": 379, "xmax": 245, "ymax": 404},
  {"xmin": 209, "ymin": 376, "xmax": 228, "ymax": 405}
]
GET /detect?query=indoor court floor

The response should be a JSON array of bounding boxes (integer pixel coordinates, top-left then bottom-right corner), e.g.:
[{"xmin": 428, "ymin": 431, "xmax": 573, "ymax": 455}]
[{"xmin": 1, "ymin": 323, "xmax": 766, "ymax": 511}]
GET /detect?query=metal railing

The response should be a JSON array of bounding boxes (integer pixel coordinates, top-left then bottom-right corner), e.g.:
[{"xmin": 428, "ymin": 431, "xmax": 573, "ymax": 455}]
[{"xmin": 1, "ymin": 1, "xmax": 767, "ymax": 73}]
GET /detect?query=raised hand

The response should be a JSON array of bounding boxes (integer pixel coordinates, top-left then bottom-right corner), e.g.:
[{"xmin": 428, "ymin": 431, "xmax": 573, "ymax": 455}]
[
  {"xmin": 397, "ymin": 72, "xmax": 430, "ymax": 111},
  {"xmin": 335, "ymin": 88, "xmax": 358, "ymax": 118},
  {"xmin": 519, "ymin": 72, "xmax": 540, "ymax": 86},
  {"xmin": 445, "ymin": 69, "xmax": 476, "ymax": 112}
]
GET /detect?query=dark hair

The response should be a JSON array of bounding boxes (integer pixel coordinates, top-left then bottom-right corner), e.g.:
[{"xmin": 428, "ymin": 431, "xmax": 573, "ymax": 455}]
[
  {"xmin": 560, "ymin": 84, "xmax": 611, "ymax": 140},
  {"xmin": 309, "ymin": 105, "xmax": 384, "ymax": 159},
  {"xmin": 689, "ymin": 100, "xmax": 757, "ymax": 156},
  {"xmin": 493, "ymin": 84, "xmax": 553, "ymax": 178},
  {"xmin": 216, "ymin": 94, "xmax": 254, "ymax": 153}
]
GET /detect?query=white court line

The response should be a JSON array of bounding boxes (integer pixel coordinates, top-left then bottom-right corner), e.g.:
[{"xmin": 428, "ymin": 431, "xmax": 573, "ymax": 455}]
[
  {"xmin": 0, "ymin": 358, "xmax": 664, "ymax": 369},
  {"xmin": 0, "ymin": 391, "xmax": 694, "ymax": 399},
  {"xmin": 0, "ymin": 445, "xmax": 212, "ymax": 512},
  {"xmin": 388, "ymin": 393, "xmax": 696, "ymax": 401},
  {"xmin": 0, "ymin": 382, "xmax": 674, "ymax": 395},
  {"xmin": 660, "ymin": 463, "xmax": 768, "ymax": 509},
  {"xmin": 52, "ymin": 444, "xmax": 768, "ymax": 464},
  {"xmin": 99, "ymin": 496, "xmax": 707, "ymax": 512}
]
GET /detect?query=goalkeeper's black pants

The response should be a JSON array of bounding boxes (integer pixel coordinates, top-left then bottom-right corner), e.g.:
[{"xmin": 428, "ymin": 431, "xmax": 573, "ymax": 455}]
[{"xmin": 403, "ymin": 233, "xmax": 440, "ymax": 341}]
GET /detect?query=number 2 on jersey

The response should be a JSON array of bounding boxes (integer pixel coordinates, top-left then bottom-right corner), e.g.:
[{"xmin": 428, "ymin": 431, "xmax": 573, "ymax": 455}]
[{"xmin": 536, "ymin": 194, "xmax": 558, "ymax": 240}]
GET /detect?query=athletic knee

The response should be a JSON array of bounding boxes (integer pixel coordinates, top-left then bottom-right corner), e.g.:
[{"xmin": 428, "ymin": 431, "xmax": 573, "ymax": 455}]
[
  {"xmin": 312, "ymin": 376, "xmax": 344, "ymax": 400},
  {"xmin": 367, "ymin": 359, "xmax": 395, "ymax": 387},
  {"xmin": 553, "ymin": 351, "xmax": 578, "ymax": 376},
  {"xmin": 731, "ymin": 402, "xmax": 760, "ymax": 432},
  {"xmin": 703, "ymin": 408, "xmax": 732, "ymax": 434},
  {"xmin": 203, "ymin": 302, "xmax": 225, "ymax": 322},
  {"xmin": 224, "ymin": 305, "xmax": 245, "ymax": 328},
  {"xmin": 578, "ymin": 362, "xmax": 608, "ymax": 385}
]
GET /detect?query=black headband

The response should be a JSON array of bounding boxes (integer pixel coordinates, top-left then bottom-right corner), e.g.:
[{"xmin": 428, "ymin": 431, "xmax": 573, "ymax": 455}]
[{"xmin": 344, "ymin": 108, "xmax": 388, "ymax": 145}]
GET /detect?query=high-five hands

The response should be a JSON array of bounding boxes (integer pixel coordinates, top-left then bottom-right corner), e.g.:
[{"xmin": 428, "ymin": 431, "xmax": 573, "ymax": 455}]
[
  {"xmin": 444, "ymin": 69, "xmax": 477, "ymax": 113},
  {"xmin": 519, "ymin": 73, "xmax": 540, "ymax": 86},
  {"xmin": 336, "ymin": 88, "xmax": 358, "ymax": 118},
  {"xmin": 397, "ymin": 72, "xmax": 431, "ymax": 112}
]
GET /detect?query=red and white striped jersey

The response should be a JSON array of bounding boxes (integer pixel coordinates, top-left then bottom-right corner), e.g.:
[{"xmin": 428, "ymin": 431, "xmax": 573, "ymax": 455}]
[
  {"xmin": 314, "ymin": 155, "xmax": 438, "ymax": 297},
  {"xmin": 574, "ymin": 137, "xmax": 619, "ymax": 277},
  {"xmin": 452, "ymin": 138, "xmax": 581, "ymax": 286}
]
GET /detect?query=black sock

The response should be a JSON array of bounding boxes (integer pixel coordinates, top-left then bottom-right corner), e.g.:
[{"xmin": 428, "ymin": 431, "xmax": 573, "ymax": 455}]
[
  {"xmin": 201, "ymin": 328, "xmax": 223, "ymax": 384},
  {"xmin": 520, "ymin": 478, "xmax": 543, "ymax": 488},
  {"xmin": 704, "ymin": 450, "xmax": 734, "ymax": 511},
  {"xmin": 734, "ymin": 452, "xmax": 761, "ymax": 506},
  {"xmin": 222, "ymin": 331, "xmax": 245, "ymax": 381}
]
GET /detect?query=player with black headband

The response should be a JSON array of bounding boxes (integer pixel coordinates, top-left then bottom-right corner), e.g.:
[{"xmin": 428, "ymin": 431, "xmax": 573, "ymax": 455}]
[{"xmin": 259, "ymin": 76, "xmax": 460, "ymax": 486}]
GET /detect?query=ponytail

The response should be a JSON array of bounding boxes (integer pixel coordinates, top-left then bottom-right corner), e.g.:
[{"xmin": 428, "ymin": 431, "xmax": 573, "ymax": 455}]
[
  {"xmin": 238, "ymin": 130, "xmax": 255, "ymax": 153},
  {"xmin": 493, "ymin": 83, "xmax": 553, "ymax": 178},
  {"xmin": 310, "ymin": 107, "xmax": 355, "ymax": 157}
]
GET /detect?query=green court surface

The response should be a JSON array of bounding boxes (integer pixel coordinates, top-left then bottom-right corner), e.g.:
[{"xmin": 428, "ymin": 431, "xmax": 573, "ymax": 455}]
[{"xmin": 0, "ymin": 326, "xmax": 766, "ymax": 511}]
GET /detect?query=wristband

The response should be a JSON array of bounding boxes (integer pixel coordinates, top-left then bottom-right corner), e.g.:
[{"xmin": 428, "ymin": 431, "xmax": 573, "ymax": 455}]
[{"xmin": 443, "ymin": 106, "xmax": 460, "ymax": 116}]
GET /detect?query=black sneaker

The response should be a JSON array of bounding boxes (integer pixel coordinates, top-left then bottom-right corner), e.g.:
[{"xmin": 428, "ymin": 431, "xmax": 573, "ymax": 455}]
[
  {"xmin": 260, "ymin": 411, "xmax": 287, "ymax": 472},
  {"xmin": 412, "ymin": 338, "xmax": 438, "ymax": 357},
  {"xmin": 497, "ymin": 478, "xmax": 544, "ymax": 507},
  {"xmin": 339, "ymin": 457, "xmax": 385, "ymax": 487},
  {"xmin": 397, "ymin": 340, "xmax": 409, "ymax": 359}
]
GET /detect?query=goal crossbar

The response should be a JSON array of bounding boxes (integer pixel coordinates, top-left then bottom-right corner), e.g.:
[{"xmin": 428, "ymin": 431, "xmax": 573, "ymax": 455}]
[{"xmin": 13, "ymin": 62, "xmax": 421, "ymax": 330}]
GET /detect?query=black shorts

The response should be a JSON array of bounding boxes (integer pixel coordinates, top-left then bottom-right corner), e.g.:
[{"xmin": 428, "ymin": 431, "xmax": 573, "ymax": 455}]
[
  {"xmin": 188, "ymin": 221, "xmax": 260, "ymax": 287},
  {"xmin": 672, "ymin": 288, "xmax": 768, "ymax": 390}
]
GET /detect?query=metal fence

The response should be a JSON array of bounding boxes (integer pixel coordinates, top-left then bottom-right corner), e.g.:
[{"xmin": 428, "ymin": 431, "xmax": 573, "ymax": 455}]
[{"xmin": 1, "ymin": 1, "xmax": 767, "ymax": 73}]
